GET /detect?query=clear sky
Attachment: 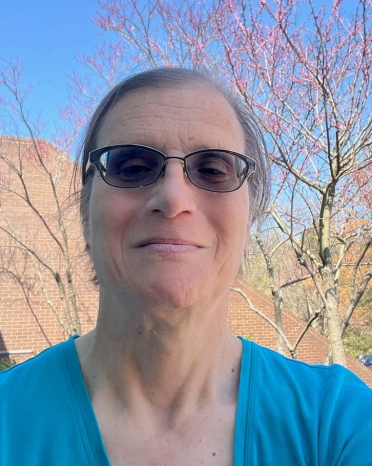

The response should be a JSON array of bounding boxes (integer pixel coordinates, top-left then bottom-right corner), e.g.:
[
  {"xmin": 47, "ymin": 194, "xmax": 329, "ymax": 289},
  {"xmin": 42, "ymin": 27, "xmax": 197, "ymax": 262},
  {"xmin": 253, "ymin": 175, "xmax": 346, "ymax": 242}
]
[{"xmin": 0, "ymin": 1, "xmax": 106, "ymax": 138}]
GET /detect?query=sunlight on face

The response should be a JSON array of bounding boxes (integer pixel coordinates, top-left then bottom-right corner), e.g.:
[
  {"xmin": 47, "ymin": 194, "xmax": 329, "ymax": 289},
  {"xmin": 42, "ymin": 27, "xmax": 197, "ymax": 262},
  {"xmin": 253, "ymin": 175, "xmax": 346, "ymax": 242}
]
[{"xmin": 84, "ymin": 84, "xmax": 250, "ymax": 316}]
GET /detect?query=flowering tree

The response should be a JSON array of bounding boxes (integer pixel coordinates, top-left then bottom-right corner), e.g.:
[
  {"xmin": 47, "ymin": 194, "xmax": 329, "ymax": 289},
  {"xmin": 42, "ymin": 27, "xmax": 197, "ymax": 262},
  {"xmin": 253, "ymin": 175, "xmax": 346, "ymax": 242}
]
[
  {"xmin": 218, "ymin": 0, "xmax": 372, "ymax": 365},
  {"xmin": 63, "ymin": 0, "xmax": 372, "ymax": 365}
]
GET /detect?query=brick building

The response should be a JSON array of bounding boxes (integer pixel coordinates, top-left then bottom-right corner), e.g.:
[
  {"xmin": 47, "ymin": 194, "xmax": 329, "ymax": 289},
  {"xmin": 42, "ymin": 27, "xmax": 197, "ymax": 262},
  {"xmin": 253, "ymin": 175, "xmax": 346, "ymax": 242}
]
[
  {"xmin": 229, "ymin": 278, "xmax": 372, "ymax": 386},
  {"xmin": 1, "ymin": 136, "xmax": 371, "ymax": 387},
  {"xmin": 0, "ymin": 136, "xmax": 98, "ymax": 353}
]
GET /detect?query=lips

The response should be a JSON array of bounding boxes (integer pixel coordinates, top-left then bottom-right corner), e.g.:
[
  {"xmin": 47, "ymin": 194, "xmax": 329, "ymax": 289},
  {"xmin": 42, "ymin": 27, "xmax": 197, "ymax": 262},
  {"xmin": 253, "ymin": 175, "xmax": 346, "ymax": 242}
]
[
  {"xmin": 135, "ymin": 237, "xmax": 203, "ymax": 249},
  {"xmin": 142, "ymin": 243, "xmax": 200, "ymax": 253}
]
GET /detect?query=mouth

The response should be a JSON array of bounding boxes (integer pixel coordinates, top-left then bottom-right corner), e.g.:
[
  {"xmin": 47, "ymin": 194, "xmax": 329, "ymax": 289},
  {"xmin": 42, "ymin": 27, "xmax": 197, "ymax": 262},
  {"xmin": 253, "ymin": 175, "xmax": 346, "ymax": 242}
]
[{"xmin": 136, "ymin": 237, "xmax": 203, "ymax": 251}]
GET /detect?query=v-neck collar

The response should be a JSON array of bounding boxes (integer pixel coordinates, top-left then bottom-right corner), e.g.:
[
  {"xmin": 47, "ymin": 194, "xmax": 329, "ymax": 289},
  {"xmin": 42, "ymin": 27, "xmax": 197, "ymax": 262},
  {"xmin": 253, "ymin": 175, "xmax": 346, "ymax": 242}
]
[
  {"xmin": 234, "ymin": 337, "xmax": 254, "ymax": 466},
  {"xmin": 61, "ymin": 335, "xmax": 253, "ymax": 466},
  {"xmin": 61, "ymin": 336, "xmax": 111, "ymax": 466}
]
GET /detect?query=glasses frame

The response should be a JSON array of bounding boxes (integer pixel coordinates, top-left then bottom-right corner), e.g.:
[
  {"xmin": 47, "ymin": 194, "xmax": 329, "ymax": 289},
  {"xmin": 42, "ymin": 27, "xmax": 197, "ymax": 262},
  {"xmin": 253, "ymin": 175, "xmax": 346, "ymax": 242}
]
[{"xmin": 89, "ymin": 144, "xmax": 256, "ymax": 193}]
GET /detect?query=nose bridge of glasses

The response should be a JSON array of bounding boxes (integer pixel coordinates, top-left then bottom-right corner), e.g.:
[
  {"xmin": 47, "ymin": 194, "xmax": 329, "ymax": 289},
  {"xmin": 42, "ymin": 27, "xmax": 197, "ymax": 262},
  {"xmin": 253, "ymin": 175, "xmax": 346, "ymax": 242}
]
[{"xmin": 162, "ymin": 155, "xmax": 188, "ymax": 174}]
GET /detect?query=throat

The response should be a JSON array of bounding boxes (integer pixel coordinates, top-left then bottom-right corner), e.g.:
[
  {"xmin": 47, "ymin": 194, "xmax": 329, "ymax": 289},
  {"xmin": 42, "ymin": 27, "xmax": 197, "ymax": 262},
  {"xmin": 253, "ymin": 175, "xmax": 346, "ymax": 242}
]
[{"xmin": 77, "ymin": 327, "xmax": 242, "ymax": 419}]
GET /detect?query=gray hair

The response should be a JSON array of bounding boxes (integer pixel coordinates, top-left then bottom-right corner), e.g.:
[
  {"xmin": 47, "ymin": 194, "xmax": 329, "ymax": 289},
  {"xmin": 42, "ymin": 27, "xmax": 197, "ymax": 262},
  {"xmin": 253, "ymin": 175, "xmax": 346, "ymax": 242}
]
[{"xmin": 77, "ymin": 67, "xmax": 270, "ymax": 223}]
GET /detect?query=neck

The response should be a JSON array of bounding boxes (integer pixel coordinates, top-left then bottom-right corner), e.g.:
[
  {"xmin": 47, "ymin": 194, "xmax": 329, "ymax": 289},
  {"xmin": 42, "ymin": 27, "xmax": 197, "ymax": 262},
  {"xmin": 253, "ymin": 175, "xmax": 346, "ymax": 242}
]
[{"xmin": 76, "ymin": 291, "xmax": 242, "ymax": 422}]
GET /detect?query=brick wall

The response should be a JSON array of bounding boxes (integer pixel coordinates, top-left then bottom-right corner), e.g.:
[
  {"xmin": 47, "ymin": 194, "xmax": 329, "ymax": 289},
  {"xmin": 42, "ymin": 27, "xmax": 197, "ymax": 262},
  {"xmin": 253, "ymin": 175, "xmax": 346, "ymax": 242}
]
[
  {"xmin": 1, "ymin": 136, "xmax": 371, "ymax": 387},
  {"xmin": 229, "ymin": 278, "xmax": 372, "ymax": 387},
  {"xmin": 0, "ymin": 136, "xmax": 98, "ymax": 355}
]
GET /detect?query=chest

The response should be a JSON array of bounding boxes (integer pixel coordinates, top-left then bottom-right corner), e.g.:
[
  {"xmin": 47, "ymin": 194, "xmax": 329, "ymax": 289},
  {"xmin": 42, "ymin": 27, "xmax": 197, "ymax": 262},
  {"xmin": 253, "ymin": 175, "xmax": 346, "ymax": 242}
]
[{"xmin": 98, "ymin": 406, "xmax": 236, "ymax": 466}]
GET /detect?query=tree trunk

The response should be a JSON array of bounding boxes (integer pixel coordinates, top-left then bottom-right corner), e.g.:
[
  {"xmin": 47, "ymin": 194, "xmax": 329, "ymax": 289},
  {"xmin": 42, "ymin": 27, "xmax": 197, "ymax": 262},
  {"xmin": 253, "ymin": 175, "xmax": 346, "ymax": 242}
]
[
  {"xmin": 321, "ymin": 265, "xmax": 346, "ymax": 366},
  {"xmin": 273, "ymin": 292, "xmax": 286, "ymax": 355},
  {"xmin": 254, "ymin": 233, "xmax": 286, "ymax": 355}
]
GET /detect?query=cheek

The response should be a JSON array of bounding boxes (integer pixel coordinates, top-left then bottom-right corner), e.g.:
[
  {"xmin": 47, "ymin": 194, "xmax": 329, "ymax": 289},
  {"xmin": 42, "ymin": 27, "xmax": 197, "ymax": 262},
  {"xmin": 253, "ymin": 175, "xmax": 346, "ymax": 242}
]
[
  {"xmin": 210, "ymin": 191, "xmax": 250, "ymax": 258},
  {"xmin": 88, "ymin": 184, "xmax": 135, "ymax": 259}
]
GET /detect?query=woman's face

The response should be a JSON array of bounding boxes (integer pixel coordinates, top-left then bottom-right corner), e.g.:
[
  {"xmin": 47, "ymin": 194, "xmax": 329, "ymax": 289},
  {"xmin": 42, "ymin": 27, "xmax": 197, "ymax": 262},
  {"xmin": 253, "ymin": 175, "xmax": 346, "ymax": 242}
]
[{"xmin": 84, "ymin": 84, "xmax": 251, "ymax": 313}]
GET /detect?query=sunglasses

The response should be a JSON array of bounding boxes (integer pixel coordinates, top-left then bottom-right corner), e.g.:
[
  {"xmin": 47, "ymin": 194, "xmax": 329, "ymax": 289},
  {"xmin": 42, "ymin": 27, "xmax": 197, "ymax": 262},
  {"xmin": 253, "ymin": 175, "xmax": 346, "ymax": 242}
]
[{"xmin": 89, "ymin": 144, "xmax": 256, "ymax": 193}]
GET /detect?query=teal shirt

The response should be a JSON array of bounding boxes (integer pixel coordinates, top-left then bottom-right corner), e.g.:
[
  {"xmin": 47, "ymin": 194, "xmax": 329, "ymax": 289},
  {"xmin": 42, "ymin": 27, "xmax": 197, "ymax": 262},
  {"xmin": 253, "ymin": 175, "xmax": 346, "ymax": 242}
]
[{"xmin": 1, "ymin": 336, "xmax": 372, "ymax": 465}]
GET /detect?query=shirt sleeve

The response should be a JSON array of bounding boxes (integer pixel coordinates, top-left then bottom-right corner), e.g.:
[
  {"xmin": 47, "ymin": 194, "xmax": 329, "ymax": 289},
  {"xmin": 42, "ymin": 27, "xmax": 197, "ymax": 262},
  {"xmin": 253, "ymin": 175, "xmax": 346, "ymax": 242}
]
[{"xmin": 319, "ymin": 364, "xmax": 372, "ymax": 466}]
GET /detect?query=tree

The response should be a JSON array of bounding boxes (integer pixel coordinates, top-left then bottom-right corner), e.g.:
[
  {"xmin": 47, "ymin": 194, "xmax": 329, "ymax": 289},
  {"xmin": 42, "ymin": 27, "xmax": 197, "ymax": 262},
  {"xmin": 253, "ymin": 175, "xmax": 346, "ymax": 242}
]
[
  {"xmin": 62, "ymin": 0, "xmax": 372, "ymax": 365},
  {"xmin": 220, "ymin": 0, "xmax": 372, "ymax": 365},
  {"xmin": 0, "ymin": 58, "xmax": 86, "ymax": 338},
  {"xmin": 253, "ymin": 229, "xmax": 321, "ymax": 355}
]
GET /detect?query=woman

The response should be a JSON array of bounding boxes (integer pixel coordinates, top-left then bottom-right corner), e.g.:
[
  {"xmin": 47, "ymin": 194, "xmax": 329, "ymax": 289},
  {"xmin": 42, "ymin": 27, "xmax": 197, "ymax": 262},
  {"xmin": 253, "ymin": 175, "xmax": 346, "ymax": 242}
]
[{"xmin": 1, "ymin": 68, "xmax": 371, "ymax": 466}]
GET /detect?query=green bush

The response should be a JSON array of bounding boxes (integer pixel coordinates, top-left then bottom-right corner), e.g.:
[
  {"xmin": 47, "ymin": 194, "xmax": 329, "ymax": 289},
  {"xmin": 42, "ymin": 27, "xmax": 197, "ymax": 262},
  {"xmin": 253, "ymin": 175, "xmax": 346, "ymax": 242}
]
[
  {"xmin": 343, "ymin": 325, "xmax": 372, "ymax": 359},
  {"xmin": 0, "ymin": 358, "xmax": 17, "ymax": 372}
]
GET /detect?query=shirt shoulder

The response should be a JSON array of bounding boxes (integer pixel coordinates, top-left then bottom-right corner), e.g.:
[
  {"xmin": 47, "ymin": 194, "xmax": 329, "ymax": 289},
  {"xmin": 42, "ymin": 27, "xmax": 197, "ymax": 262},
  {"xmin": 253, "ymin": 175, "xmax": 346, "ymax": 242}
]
[
  {"xmin": 241, "ymin": 339, "xmax": 372, "ymax": 466},
  {"xmin": 0, "ymin": 337, "xmax": 101, "ymax": 465},
  {"xmin": 0, "ymin": 339, "xmax": 68, "ymax": 396}
]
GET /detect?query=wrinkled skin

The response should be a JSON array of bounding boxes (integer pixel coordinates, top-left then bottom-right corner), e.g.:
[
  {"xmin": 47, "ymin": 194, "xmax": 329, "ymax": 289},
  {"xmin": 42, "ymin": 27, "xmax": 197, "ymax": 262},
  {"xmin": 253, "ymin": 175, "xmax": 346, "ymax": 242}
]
[{"xmin": 83, "ymin": 85, "xmax": 250, "ymax": 322}]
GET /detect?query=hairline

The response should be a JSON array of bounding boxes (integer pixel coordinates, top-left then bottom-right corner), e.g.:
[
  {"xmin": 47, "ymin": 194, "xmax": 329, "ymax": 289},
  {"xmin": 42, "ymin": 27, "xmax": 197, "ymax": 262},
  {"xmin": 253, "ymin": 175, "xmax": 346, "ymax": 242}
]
[
  {"xmin": 86, "ymin": 74, "xmax": 242, "ymax": 159},
  {"xmin": 94, "ymin": 81, "xmax": 245, "ymax": 152}
]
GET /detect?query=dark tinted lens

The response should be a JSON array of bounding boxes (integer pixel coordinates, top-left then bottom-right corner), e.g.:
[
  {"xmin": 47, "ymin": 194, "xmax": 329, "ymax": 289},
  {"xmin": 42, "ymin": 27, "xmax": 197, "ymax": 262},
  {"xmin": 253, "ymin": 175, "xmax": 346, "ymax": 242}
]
[
  {"xmin": 186, "ymin": 151, "xmax": 248, "ymax": 192},
  {"xmin": 100, "ymin": 146, "xmax": 163, "ymax": 187}
]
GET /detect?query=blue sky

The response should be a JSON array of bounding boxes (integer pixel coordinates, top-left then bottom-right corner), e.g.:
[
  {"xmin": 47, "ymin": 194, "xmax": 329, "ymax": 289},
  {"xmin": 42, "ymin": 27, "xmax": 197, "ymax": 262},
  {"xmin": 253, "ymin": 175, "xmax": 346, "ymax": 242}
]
[
  {"xmin": 0, "ymin": 1, "xmax": 105, "ymax": 136},
  {"xmin": 0, "ymin": 0, "xmax": 358, "ymax": 142}
]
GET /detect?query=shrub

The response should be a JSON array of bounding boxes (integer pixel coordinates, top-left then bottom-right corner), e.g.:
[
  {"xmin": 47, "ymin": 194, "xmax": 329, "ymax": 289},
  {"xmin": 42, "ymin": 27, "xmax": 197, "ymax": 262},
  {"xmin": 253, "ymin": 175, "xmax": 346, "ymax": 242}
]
[{"xmin": 0, "ymin": 358, "xmax": 17, "ymax": 372}]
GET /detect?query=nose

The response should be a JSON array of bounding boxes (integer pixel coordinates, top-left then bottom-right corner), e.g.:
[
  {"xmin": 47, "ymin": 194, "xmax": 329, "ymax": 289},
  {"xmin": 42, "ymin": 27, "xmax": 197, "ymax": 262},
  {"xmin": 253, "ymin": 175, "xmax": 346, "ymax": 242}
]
[{"xmin": 145, "ymin": 157, "xmax": 197, "ymax": 218}]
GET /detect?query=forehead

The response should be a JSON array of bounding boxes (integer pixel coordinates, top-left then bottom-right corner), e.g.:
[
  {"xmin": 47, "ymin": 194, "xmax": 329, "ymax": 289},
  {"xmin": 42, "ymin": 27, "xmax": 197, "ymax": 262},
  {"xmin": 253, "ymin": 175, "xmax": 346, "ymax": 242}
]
[{"xmin": 96, "ymin": 84, "xmax": 245, "ymax": 153}]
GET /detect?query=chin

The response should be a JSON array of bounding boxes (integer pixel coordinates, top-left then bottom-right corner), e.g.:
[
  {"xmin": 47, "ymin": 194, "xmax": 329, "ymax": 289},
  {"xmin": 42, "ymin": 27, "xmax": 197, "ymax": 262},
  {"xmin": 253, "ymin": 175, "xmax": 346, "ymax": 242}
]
[{"xmin": 147, "ymin": 283, "xmax": 200, "ymax": 310}]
